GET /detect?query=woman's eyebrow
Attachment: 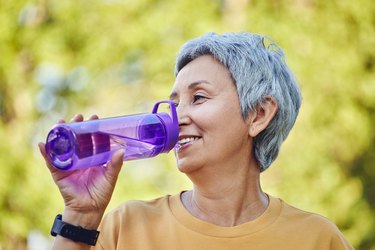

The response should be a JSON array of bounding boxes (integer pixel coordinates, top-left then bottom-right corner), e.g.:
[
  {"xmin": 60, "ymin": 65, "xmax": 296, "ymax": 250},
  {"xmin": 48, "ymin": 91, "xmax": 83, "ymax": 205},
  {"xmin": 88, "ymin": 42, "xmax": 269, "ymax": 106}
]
[
  {"xmin": 188, "ymin": 80, "xmax": 211, "ymax": 90},
  {"xmin": 169, "ymin": 80, "xmax": 211, "ymax": 100}
]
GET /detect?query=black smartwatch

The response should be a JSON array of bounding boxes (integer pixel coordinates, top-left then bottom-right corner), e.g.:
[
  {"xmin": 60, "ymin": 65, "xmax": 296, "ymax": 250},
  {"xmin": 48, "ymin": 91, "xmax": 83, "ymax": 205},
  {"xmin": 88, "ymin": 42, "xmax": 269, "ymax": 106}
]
[{"xmin": 51, "ymin": 214, "xmax": 100, "ymax": 246}]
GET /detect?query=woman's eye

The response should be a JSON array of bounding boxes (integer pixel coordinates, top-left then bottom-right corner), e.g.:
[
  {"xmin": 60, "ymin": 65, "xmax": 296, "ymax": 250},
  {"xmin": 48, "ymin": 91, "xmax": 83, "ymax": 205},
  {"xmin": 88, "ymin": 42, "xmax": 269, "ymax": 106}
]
[{"xmin": 193, "ymin": 94, "xmax": 206, "ymax": 103}]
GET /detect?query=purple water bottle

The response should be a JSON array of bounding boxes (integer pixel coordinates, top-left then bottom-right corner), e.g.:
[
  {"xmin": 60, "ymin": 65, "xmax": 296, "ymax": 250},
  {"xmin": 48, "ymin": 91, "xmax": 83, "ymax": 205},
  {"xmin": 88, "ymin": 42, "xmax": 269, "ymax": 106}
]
[{"xmin": 45, "ymin": 100, "xmax": 179, "ymax": 171}]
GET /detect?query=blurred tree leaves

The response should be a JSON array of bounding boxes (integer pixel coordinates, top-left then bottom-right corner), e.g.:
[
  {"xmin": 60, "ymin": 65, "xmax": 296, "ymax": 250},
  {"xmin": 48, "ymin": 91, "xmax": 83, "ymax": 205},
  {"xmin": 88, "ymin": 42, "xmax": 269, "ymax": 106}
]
[{"xmin": 0, "ymin": 0, "xmax": 374, "ymax": 249}]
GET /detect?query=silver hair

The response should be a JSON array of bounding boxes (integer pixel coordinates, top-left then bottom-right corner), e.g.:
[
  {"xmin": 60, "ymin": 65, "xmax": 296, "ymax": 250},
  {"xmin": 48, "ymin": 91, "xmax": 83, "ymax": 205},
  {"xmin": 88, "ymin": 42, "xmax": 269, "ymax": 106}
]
[{"xmin": 174, "ymin": 32, "xmax": 302, "ymax": 172}]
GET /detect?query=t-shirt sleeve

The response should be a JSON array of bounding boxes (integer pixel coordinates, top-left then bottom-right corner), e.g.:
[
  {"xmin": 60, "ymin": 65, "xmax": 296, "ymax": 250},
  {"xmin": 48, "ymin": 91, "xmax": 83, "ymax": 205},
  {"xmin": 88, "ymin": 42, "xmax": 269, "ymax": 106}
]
[
  {"xmin": 90, "ymin": 206, "xmax": 124, "ymax": 250},
  {"xmin": 329, "ymin": 227, "xmax": 354, "ymax": 250}
]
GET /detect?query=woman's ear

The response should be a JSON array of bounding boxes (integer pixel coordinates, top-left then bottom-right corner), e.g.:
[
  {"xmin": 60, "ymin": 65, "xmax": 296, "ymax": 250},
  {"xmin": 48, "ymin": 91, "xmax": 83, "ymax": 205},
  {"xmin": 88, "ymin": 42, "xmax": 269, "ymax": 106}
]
[{"xmin": 248, "ymin": 97, "xmax": 278, "ymax": 137}]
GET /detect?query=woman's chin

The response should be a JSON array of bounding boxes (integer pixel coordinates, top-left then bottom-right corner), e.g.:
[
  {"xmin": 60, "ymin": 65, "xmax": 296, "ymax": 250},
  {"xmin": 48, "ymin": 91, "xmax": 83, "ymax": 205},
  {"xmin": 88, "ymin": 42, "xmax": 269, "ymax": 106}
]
[{"xmin": 176, "ymin": 158, "xmax": 201, "ymax": 174}]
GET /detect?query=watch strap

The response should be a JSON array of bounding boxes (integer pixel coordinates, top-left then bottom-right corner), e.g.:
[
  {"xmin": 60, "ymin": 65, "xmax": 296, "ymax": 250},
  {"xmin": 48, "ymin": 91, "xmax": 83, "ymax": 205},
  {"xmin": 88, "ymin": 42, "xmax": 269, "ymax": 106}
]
[{"xmin": 51, "ymin": 214, "xmax": 100, "ymax": 246}]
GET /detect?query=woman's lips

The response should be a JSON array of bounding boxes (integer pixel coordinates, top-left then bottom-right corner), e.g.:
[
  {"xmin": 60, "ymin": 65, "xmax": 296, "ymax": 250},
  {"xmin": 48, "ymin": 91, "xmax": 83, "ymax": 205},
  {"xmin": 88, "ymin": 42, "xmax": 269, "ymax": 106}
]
[{"xmin": 175, "ymin": 136, "xmax": 201, "ymax": 151}]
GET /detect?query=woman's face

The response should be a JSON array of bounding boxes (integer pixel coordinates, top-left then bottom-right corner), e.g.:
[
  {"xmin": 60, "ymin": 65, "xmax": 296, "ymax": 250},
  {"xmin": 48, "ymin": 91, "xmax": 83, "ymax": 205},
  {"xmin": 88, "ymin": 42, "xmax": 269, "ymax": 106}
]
[{"xmin": 170, "ymin": 55, "xmax": 253, "ymax": 174}]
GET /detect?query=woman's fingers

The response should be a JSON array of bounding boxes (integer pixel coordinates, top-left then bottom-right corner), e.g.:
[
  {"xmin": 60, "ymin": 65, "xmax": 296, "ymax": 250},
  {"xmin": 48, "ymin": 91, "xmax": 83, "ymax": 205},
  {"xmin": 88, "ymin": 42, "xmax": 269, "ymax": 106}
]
[
  {"xmin": 70, "ymin": 114, "xmax": 84, "ymax": 122},
  {"xmin": 105, "ymin": 149, "xmax": 125, "ymax": 184},
  {"xmin": 89, "ymin": 114, "xmax": 99, "ymax": 120},
  {"xmin": 38, "ymin": 142, "xmax": 58, "ymax": 174}
]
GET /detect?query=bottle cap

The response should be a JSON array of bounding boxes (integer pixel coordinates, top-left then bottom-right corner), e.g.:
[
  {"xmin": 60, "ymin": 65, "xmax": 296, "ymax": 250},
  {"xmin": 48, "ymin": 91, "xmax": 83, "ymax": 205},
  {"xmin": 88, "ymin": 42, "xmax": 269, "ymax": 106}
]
[{"xmin": 152, "ymin": 100, "xmax": 179, "ymax": 153}]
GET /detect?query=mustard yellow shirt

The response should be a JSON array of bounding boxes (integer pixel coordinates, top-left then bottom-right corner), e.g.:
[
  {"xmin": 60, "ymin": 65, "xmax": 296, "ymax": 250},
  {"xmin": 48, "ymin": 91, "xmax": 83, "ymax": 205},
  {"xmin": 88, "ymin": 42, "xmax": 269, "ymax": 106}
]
[{"xmin": 94, "ymin": 193, "xmax": 353, "ymax": 250}]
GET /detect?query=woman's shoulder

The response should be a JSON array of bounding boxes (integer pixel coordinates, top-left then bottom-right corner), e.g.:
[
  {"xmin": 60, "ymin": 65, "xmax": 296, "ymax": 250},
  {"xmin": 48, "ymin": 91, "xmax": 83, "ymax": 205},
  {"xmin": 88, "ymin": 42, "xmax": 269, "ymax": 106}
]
[
  {"xmin": 96, "ymin": 194, "xmax": 180, "ymax": 249},
  {"xmin": 104, "ymin": 194, "xmax": 175, "ymax": 220},
  {"xmin": 266, "ymin": 195, "xmax": 353, "ymax": 249},
  {"xmin": 273, "ymin": 196, "xmax": 350, "ymax": 239},
  {"xmin": 274, "ymin": 198, "xmax": 336, "ymax": 227}
]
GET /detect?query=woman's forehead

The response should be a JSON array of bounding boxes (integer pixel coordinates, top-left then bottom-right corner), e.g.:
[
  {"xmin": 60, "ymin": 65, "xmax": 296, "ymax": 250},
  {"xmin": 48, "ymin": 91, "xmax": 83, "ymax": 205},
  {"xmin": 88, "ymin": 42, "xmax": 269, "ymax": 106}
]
[{"xmin": 170, "ymin": 56, "xmax": 231, "ymax": 95}]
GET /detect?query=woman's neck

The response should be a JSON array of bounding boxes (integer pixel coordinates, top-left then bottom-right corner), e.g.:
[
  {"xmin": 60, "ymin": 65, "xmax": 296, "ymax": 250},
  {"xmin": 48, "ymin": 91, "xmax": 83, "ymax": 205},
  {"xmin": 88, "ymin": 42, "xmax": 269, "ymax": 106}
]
[{"xmin": 181, "ymin": 160, "xmax": 269, "ymax": 227}]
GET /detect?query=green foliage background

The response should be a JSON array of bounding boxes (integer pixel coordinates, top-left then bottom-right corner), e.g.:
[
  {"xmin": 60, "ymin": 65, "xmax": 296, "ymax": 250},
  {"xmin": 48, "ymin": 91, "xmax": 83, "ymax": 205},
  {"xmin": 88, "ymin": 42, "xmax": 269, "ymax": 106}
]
[{"xmin": 0, "ymin": 0, "xmax": 374, "ymax": 249}]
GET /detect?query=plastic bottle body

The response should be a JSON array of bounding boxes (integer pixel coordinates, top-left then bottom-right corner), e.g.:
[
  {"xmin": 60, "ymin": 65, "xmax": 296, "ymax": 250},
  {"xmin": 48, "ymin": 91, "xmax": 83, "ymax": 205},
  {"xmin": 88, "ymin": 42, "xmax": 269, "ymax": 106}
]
[{"xmin": 45, "ymin": 101, "xmax": 179, "ymax": 171}]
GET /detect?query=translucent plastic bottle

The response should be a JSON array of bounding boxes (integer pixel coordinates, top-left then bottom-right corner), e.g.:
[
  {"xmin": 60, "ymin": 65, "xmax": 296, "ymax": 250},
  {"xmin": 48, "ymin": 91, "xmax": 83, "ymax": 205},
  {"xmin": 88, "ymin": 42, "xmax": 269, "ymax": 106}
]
[{"xmin": 45, "ymin": 100, "xmax": 178, "ymax": 171}]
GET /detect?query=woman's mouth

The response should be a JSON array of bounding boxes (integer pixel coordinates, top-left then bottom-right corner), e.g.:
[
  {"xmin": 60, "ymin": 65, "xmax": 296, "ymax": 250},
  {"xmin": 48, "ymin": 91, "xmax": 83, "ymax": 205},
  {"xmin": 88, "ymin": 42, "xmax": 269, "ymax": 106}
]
[{"xmin": 175, "ymin": 136, "xmax": 201, "ymax": 150}]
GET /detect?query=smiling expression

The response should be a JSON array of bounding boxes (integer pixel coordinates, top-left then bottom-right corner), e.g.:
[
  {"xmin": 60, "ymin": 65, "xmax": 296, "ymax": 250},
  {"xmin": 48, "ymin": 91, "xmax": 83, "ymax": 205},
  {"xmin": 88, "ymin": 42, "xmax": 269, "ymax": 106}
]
[{"xmin": 169, "ymin": 55, "xmax": 253, "ymax": 174}]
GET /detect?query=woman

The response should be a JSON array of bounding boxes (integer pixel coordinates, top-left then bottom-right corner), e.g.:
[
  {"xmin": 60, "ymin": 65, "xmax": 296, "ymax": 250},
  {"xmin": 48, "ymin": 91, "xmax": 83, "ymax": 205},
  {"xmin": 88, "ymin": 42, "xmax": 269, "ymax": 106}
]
[{"xmin": 39, "ymin": 32, "xmax": 353, "ymax": 249}]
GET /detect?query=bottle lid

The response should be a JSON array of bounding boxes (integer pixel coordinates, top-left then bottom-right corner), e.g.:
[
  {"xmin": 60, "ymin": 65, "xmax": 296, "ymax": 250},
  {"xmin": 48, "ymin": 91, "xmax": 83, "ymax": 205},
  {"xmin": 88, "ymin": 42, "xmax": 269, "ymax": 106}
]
[{"xmin": 152, "ymin": 101, "xmax": 179, "ymax": 153}]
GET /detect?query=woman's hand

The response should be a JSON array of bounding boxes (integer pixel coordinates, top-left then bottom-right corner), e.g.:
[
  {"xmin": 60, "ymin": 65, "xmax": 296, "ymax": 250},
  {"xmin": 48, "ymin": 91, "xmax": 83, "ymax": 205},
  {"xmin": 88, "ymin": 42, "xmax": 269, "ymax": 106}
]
[{"xmin": 38, "ymin": 114, "xmax": 125, "ymax": 229}]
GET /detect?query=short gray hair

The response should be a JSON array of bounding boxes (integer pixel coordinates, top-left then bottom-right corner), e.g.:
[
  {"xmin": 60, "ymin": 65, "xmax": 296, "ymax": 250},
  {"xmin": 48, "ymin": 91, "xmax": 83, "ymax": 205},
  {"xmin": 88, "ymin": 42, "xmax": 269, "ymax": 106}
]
[{"xmin": 174, "ymin": 32, "xmax": 302, "ymax": 172}]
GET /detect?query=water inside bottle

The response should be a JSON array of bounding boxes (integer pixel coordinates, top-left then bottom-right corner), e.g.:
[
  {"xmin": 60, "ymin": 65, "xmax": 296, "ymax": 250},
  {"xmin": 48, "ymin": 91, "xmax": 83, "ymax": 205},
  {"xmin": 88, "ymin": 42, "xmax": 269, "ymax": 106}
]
[
  {"xmin": 101, "ymin": 132, "xmax": 164, "ymax": 160},
  {"xmin": 92, "ymin": 120, "xmax": 166, "ymax": 162}
]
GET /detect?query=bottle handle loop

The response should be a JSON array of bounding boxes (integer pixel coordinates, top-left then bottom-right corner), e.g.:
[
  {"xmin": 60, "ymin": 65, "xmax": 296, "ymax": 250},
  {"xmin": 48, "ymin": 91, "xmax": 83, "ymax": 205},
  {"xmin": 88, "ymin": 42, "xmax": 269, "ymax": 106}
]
[
  {"xmin": 152, "ymin": 100, "xmax": 178, "ymax": 127},
  {"xmin": 151, "ymin": 100, "xmax": 179, "ymax": 153}
]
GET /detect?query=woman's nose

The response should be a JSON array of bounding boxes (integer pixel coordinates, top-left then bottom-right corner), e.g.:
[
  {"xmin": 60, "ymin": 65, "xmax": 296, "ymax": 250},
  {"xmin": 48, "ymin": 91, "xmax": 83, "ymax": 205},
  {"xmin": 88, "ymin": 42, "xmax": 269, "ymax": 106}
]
[{"xmin": 176, "ymin": 104, "xmax": 191, "ymax": 126}]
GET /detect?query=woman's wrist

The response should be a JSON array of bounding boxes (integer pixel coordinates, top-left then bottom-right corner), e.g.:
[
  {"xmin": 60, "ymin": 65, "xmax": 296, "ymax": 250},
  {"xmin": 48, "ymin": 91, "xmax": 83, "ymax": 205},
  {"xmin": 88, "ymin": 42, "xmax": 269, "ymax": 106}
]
[{"xmin": 62, "ymin": 209, "xmax": 104, "ymax": 230}]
